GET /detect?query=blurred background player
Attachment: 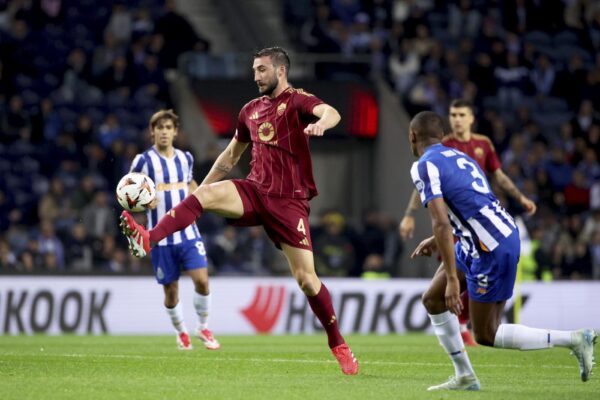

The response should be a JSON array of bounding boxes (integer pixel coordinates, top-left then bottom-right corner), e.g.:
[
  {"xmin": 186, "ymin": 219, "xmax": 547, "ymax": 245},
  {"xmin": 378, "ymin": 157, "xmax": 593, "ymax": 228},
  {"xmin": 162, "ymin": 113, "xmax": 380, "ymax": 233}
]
[
  {"xmin": 120, "ymin": 47, "xmax": 358, "ymax": 375},
  {"xmin": 399, "ymin": 99, "xmax": 537, "ymax": 346},
  {"xmin": 128, "ymin": 109, "xmax": 220, "ymax": 351},
  {"xmin": 408, "ymin": 111, "xmax": 596, "ymax": 391}
]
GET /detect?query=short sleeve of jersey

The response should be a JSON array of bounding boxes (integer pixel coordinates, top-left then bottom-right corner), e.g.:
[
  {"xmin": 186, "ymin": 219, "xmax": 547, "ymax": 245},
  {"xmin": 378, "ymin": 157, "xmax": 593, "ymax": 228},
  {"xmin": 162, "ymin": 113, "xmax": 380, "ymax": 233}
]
[
  {"xmin": 130, "ymin": 154, "xmax": 147, "ymax": 174},
  {"xmin": 410, "ymin": 159, "xmax": 444, "ymax": 207},
  {"xmin": 293, "ymin": 90, "xmax": 324, "ymax": 117},
  {"xmin": 185, "ymin": 151, "xmax": 194, "ymax": 183},
  {"xmin": 234, "ymin": 106, "xmax": 251, "ymax": 143},
  {"xmin": 485, "ymin": 144, "xmax": 502, "ymax": 174}
]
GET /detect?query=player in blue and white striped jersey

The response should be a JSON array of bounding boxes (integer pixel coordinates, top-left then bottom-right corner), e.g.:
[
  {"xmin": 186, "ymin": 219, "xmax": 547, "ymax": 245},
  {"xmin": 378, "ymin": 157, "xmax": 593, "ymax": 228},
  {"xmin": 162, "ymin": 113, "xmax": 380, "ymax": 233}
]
[
  {"xmin": 129, "ymin": 109, "xmax": 220, "ymax": 351},
  {"xmin": 408, "ymin": 111, "xmax": 596, "ymax": 391}
]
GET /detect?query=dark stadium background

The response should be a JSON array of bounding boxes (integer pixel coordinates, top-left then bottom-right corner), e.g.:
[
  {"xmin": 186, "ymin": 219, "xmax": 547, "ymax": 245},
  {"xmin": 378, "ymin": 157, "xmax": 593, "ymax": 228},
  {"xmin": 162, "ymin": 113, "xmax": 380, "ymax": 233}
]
[{"xmin": 0, "ymin": 0, "xmax": 599, "ymax": 281}]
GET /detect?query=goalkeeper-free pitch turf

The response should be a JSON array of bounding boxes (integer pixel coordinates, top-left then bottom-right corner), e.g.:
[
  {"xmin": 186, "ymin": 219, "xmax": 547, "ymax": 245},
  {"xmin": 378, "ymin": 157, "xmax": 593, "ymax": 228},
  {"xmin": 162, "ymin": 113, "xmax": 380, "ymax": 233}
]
[{"xmin": 0, "ymin": 334, "xmax": 597, "ymax": 400}]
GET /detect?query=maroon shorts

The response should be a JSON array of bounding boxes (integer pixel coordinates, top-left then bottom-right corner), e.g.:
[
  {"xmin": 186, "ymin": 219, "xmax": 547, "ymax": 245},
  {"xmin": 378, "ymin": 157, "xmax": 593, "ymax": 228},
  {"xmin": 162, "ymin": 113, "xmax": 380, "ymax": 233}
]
[{"xmin": 228, "ymin": 179, "xmax": 312, "ymax": 250}]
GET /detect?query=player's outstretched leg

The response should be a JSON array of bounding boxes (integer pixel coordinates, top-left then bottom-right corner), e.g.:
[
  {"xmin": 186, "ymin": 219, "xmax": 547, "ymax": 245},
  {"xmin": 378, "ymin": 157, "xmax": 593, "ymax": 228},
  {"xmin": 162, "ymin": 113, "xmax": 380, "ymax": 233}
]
[
  {"xmin": 119, "ymin": 211, "xmax": 150, "ymax": 257},
  {"xmin": 493, "ymin": 324, "xmax": 598, "ymax": 381},
  {"xmin": 570, "ymin": 329, "xmax": 597, "ymax": 382}
]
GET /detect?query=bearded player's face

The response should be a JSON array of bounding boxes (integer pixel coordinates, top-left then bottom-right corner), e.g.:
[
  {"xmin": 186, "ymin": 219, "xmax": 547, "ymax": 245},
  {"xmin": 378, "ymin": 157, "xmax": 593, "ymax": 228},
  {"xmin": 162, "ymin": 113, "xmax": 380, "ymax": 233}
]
[{"xmin": 253, "ymin": 56, "xmax": 280, "ymax": 96}]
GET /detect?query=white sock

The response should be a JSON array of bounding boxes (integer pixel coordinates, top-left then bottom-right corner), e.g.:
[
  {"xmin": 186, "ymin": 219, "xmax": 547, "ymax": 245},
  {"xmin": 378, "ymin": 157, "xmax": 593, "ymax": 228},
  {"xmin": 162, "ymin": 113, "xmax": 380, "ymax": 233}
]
[
  {"xmin": 193, "ymin": 292, "xmax": 211, "ymax": 331},
  {"xmin": 165, "ymin": 302, "xmax": 187, "ymax": 334},
  {"xmin": 494, "ymin": 324, "xmax": 574, "ymax": 350},
  {"xmin": 429, "ymin": 311, "xmax": 476, "ymax": 378}
]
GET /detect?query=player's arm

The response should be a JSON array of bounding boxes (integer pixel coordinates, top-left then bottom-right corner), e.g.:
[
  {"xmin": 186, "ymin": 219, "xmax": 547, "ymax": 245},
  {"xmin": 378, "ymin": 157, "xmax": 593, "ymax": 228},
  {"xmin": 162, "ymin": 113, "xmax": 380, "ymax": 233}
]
[
  {"xmin": 427, "ymin": 197, "xmax": 462, "ymax": 315},
  {"xmin": 304, "ymin": 103, "xmax": 341, "ymax": 136},
  {"xmin": 189, "ymin": 179, "xmax": 199, "ymax": 192},
  {"xmin": 492, "ymin": 169, "xmax": 537, "ymax": 215},
  {"xmin": 399, "ymin": 189, "xmax": 421, "ymax": 240},
  {"xmin": 201, "ymin": 138, "xmax": 249, "ymax": 185}
]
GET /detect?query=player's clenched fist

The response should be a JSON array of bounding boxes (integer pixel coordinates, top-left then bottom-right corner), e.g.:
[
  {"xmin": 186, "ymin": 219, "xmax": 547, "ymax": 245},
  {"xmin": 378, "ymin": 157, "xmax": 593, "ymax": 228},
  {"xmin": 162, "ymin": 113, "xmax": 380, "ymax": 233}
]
[{"xmin": 304, "ymin": 122, "xmax": 325, "ymax": 136}]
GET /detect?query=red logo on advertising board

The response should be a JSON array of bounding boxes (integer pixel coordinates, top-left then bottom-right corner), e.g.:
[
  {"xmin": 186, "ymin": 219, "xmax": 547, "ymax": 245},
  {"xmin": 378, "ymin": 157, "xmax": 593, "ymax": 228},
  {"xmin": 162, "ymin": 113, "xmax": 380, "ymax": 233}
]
[{"xmin": 241, "ymin": 286, "xmax": 286, "ymax": 333}]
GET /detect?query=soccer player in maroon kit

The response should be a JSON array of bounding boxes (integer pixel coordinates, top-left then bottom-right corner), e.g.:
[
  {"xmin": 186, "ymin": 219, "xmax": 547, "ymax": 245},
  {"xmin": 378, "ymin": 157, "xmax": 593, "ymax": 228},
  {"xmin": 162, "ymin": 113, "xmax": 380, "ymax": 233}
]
[
  {"xmin": 120, "ymin": 47, "xmax": 359, "ymax": 375},
  {"xmin": 399, "ymin": 99, "xmax": 537, "ymax": 346}
]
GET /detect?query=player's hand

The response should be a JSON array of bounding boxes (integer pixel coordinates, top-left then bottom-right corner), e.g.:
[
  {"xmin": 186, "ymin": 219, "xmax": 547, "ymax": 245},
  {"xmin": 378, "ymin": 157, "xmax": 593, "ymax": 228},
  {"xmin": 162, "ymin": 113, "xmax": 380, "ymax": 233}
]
[
  {"xmin": 445, "ymin": 276, "xmax": 463, "ymax": 315},
  {"xmin": 399, "ymin": 215, "xmax": 415, "ymax": 240},
  {"xmin": 411, "ymin": 236, "xmax": 437, "ymax": 258},
  {"xmin": 304, "ymin": 122, "xmax": 325, "ymax": 136},
  {"xmin": 145, "ymin": 197, "xmax": 159, "ymax": 210},
  {"xmin": 519, "ymin": 195, "xmax": 537, "ymax": 216}
]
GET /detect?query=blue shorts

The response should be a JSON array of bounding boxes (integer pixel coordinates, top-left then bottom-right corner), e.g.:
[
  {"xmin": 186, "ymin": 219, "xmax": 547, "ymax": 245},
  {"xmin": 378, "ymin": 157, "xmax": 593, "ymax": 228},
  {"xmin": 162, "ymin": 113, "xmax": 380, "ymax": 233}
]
[
  {"xmin": 455, "ymin": 230, "xmax": 520, "ymax": 303},
  {"xmin": 150, "ymin": 239, "xmax": 208, "ymax": 285}
]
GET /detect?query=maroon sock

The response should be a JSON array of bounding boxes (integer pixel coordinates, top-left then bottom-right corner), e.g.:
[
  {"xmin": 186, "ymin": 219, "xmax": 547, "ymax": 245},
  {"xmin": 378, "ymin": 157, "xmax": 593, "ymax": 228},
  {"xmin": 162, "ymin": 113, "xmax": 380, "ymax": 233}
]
[
  {"xmin": 307, "ymin": 283, "xmax": 345, "ymax": 349},
  {"xmin": 458, "ymin": 290, "xmax": 470, "ymax": 324},
  {"xmin": 149, "ymin": 195, "xmax": 203, "ymax": 243}
]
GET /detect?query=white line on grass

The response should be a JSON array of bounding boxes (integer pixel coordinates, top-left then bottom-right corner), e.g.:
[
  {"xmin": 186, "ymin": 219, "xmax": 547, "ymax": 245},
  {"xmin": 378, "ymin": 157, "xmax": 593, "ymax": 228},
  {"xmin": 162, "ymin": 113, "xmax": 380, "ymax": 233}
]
[{"xmin": 1, "ymin": 352, "xmax": 576, "ymax": 370}]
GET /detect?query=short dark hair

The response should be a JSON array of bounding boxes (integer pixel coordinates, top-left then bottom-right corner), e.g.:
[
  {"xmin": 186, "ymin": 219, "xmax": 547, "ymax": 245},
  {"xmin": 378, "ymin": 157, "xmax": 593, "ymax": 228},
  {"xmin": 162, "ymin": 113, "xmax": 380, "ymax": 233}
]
[
  {"xmin": 254, "ymin": 46, "xmax": 291, "ymax": 77},
  {"xmin": 449, "ymin": 99, "xmax": 474, "ymax": 113},
  {"xmin": 410, "ymin": 111, "xmax": 445, "ymax": 141},
  {"xmin": 149, "ymin": 109, "xmax": 179, "ymax": 130}
]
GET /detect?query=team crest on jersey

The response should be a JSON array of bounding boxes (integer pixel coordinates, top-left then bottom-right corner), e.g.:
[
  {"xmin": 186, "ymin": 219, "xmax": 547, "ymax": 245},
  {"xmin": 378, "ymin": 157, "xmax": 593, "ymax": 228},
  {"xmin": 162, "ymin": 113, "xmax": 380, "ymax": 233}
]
[
  {"xmin": 277, "ymin": 103, "xmax": 287, "ymax": 116},
  {"xmin": 258, "ymin": 122, "xmax": 275, "ymax": 142},
  {"xmin": 474, "ymin": 147, "xmax": 484, "ymax": 158},
  {"xmin": 249, "ymin": 111, "xmax": 259, "ymax": 120}
]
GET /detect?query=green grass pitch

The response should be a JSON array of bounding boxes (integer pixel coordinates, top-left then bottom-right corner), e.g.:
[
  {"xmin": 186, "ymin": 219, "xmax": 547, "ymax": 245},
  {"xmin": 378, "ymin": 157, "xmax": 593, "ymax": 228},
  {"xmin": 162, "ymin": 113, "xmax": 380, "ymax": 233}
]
[{"xmin": 0, "ymin": 334, "xmax": 597, "ymax": 400}]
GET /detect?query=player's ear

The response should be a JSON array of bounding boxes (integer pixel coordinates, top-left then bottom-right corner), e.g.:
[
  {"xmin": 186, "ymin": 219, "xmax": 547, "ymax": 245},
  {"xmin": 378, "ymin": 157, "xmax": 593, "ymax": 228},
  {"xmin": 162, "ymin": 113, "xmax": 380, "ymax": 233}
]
[{"xmin": 409, "ymin": 130, "xmax": 417, "ymax": 144}]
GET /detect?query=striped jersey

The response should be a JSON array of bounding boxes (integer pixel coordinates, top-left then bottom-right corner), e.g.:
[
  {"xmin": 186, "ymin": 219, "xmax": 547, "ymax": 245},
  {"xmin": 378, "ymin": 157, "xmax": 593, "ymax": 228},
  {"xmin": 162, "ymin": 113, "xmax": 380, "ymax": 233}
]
[
  {"xmin": 410, "ymin": 143, "xmax": 517, "ymax": 258},
  {"xmin": 130, "ymin": 146, "xmax": 201, "ymax": 246},
  {"xmin": 235, "ymin": 87, "xmax": 324, "ymax": 199}
]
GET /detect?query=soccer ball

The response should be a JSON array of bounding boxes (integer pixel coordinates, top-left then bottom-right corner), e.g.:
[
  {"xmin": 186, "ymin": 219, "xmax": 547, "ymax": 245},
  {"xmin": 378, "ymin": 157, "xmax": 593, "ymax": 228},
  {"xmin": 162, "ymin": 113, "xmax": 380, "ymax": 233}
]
[{"xmin": 115, "ymin": 172, "xmax": 156, "ymax": 212}]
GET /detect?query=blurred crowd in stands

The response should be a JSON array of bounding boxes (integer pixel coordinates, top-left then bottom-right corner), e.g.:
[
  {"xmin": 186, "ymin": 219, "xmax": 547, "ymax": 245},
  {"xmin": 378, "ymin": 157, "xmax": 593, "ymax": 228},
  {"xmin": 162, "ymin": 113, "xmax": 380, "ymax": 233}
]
[
  {"xmin": 0, "ymin": 0, "xmax": 211, "ymax": 273},
  {"xmin": 1, "ymin": 0, "xmax": 599, "ymax": 280}
]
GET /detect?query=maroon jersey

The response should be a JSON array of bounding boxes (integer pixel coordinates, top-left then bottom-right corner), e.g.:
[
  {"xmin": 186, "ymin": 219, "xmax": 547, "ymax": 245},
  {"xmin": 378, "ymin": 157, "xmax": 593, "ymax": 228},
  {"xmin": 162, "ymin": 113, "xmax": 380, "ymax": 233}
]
[
  {"xmin": 442, "ymin": 133, "xmax": 501, "ymax": 174},
  {"xmin": 235, "ymin": 87, "xmax": 324, "ymax": 199}
]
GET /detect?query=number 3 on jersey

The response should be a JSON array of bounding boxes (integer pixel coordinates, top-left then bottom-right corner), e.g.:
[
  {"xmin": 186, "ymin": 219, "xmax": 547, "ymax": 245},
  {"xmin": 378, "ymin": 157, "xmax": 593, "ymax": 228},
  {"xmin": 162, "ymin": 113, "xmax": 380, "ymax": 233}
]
[{"xmin": 456, "ymin": 157, "xmax": 490, "ymax": 194}]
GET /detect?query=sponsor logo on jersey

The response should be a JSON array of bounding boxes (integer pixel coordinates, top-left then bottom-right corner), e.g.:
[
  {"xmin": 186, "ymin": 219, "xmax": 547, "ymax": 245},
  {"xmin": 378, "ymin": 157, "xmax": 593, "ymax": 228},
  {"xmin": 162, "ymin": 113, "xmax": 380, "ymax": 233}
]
[{"xmin": 258, "ymin": 121, "xmax": 275, "ymax": 142}]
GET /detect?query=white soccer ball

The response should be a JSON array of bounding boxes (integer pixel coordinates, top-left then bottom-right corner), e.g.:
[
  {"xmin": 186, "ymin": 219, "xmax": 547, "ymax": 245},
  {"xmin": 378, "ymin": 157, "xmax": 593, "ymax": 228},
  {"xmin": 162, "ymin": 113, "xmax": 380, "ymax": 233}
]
[{"xmin": 115, "ymin": 172, "xmax": 156, "ymax": 212}]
